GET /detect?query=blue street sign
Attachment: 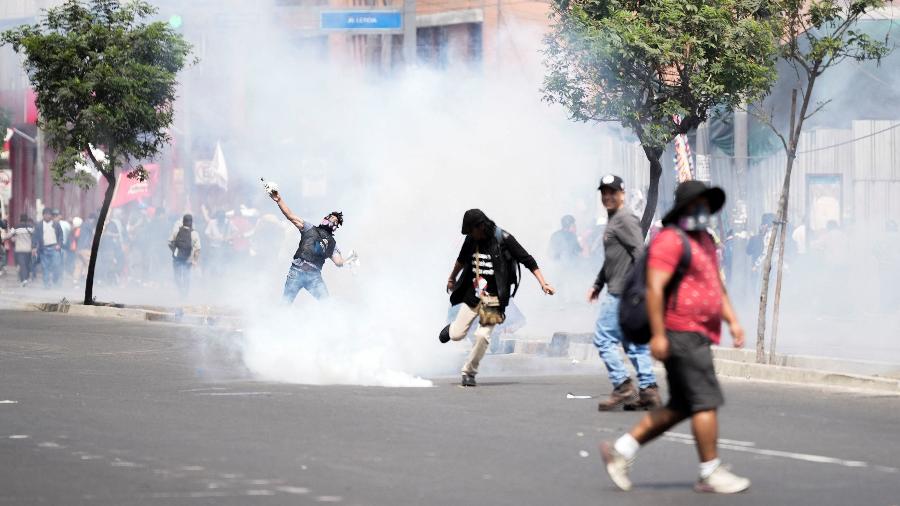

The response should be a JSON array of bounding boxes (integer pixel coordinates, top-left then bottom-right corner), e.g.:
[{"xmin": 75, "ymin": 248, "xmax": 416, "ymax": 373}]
[{"xmin": 320, "ymin": 11, "xmax": 403, "ymax": 31}]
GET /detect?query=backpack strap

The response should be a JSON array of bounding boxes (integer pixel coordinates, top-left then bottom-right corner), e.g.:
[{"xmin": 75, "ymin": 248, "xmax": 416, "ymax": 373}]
[
  {"xmin": 664, "ymin": 228, "xmax": 693, "ymax": 309},
  {"xmin": 495, "ymin": 227, "xmax": 522, "ymax": 297}
]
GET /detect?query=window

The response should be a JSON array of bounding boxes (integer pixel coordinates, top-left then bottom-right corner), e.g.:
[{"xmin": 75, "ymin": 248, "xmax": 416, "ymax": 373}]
[{"xmin": 416, "ymin": 22, "xmax": 482, "ymax": 69}]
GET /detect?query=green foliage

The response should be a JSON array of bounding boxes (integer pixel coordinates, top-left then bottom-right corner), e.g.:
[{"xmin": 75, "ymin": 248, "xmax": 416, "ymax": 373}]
[
  {"xmin": 0, "ymin": 107, "xmax": 10, "ymax": 136},
  {"xmin": 543, "ymin": 0, "xmax": 782, "ymax": 150},
  {"xmin": 778, "ymin": 0, "xmax": 888, "ymax": 80},
  {"xmin": 1, "ymin": 0, "xmax": 193, "ymax": 186},
  {"xmin": 754, "ymin": 0, "xmax": 889, "ymax": 151}
]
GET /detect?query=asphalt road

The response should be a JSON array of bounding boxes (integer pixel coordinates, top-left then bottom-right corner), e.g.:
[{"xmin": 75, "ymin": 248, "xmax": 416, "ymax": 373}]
[{"xmin": 1, "ymin": 310, "xmax": 898, "ymax": 506}]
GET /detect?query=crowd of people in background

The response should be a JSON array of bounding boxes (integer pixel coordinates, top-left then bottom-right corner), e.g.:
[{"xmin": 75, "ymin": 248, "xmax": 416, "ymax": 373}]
[
  {"xmin": 545, "ymin": 206, "xmax": 900, "ymax": 317},
  {"xmin": 0, "ymin": 200, "xmax": 295, "ymax": 295},
  {"xmin": 0, "ymin": 191, "xmax": 898, "ymax": 317}
]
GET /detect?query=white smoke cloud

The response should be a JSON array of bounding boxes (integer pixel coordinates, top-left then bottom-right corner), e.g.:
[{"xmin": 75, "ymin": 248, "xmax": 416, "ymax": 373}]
[{"xmin": 165, "ymin": 5, "xmax": 609, "ymax": 387}]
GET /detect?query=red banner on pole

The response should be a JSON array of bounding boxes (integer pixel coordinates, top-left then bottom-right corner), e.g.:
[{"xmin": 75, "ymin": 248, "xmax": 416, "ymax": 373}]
[
  {"xmin": 25, "ymin": 90, "xmax": 38, "ymax": 125},
  {"xmin": 111, "ymin": 164, "xmax": 158, "ymax": 208}
]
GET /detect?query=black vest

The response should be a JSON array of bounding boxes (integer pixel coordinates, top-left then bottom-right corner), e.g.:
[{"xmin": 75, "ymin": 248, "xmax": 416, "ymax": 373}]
[{"xmin": 293, "ymin": 226, "xmax": 336, "ymax": 269}]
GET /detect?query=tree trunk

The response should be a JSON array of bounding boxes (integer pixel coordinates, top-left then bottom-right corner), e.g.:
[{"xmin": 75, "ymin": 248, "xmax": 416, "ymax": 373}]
[
  {"xmin": 755, "ymin": 153, "xmax": 795, "ymax": 362},
  {"xmin": 83, "ymin": 170, "xmax": 117, "ymax": 305},
  {"xmin": 640, "ymin": 146, "xmax": 664, "ymax": 237},
  {"xmin": 768, "ymin": 208, "xmax": 790, "ymax": 364}
]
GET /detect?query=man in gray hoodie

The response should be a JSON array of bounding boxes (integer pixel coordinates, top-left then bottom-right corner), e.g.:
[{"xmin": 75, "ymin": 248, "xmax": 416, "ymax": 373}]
[{"xmin": 588, "ymin": 175, "xmax": 660, "ymax": 411}]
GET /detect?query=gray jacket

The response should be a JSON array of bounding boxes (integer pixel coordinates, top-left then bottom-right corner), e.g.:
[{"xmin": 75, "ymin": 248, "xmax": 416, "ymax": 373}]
[{"xmin": 593, "ymin": 210, "xmax": 643, "ymax": 296}]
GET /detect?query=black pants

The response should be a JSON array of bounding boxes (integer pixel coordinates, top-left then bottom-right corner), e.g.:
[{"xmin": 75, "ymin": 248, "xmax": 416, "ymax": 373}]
[{"xmin": 14, "ymin": 252, "xmax": 32, "ymax": 282}]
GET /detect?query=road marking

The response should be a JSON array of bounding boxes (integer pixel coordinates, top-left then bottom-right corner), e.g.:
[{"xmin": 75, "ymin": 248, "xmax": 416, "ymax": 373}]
[
  {"xmin": 662, "ymin": 434, "xmax": 898, "ymax": 472},
  {"xmin": 195, "ymin": 391, "xmax": 273, "ymax": 396},
  {"xmin": 277, "ymin": 486, "xmax": 310, "ymax": 495},
  {"xmin": 8, "ymin": 435, "xmax": 29, "ymax": 439},
  {"xmin": 110, "ymin": 459, "xmax": 143, "ymax": 468},
  {"xmin": 248, "ymin": 479, "xmax": 282, "ymax": 485},
  {"xmin": 0, "ymin": 400, "xmax": 18, "ymax": 404},
  {"xmin": 316, "ymin": 496, "xmax": 343, "ymax": 503},
  {"xmin": 179, "ymin": 387, "xmax": 228, "ymax": 393},
  {"xmin": 149, "ymin": 491, "xmax": 232, "ymax": 498},
  {"xmin": 665, "ymin": 431, "xmax": 756, "ymax": 447}
]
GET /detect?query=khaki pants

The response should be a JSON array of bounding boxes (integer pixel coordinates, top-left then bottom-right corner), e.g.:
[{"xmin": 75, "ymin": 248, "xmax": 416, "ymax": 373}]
[{"xmin": 449, "ymin": 303, "xmax": 497, "ymax": 376}]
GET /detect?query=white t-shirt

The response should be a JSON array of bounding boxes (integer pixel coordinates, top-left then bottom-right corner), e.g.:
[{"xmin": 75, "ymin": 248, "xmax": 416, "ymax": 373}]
[{"xmin": 42, "ymin": 220, "xmax": 58, "ymax": 247}]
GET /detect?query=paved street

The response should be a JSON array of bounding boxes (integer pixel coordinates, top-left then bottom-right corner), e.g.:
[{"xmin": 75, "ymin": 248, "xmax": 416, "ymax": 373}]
[{"xmin": 1, "ymin": 310, "xmax": 898, "ymax": 506}]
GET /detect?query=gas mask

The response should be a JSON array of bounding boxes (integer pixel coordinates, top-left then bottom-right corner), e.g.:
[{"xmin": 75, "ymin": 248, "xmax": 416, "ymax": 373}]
[
  {"xmin": 319, "ymin": 218, "xmax": 338, "ymax": 232},
  {"xmin": 678, "ymin": 207, "xmax": 713, "ymax": 232}
]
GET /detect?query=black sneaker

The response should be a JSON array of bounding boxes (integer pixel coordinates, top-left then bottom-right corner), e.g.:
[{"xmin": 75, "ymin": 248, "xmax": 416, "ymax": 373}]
[
  {"xmin": 439, "ymin": 324, "xmax": 451, "ymax": 344},
  {"xmin": 461, "ymin": 374, "xmax": 477, "ymax": 387}
]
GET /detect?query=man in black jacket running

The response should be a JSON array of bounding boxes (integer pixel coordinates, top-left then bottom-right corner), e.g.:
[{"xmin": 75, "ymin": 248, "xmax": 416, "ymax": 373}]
[{"xmin": 439, "ymin": 209, "xmax": 555, "ymax": 387}]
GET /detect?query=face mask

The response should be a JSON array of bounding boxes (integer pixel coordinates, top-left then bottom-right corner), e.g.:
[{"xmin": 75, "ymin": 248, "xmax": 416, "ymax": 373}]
[{"xmin": 678, "ymin": 208, "xmax": 712, "ymax": 231}]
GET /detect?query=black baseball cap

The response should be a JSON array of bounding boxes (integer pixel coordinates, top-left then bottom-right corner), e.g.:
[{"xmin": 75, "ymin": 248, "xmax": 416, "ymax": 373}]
[{"xmin": 598, "ymin": 174, "xmax": 625, "ymax": 192}]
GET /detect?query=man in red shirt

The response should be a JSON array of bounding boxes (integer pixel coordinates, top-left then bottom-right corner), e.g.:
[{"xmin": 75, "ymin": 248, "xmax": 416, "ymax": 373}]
[{"xmin": 601, "ymin": 181, "xmax": 750, "ymax": 494}]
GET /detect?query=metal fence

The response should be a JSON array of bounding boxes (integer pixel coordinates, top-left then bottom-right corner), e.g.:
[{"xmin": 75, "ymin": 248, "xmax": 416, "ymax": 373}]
[{"xmin": 615, "ymin": 120, "xmax": 900, "ymax": 234}]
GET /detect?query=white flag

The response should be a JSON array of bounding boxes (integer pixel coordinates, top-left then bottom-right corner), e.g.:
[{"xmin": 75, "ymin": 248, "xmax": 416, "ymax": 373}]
[{"xmin": 195, "ymin": 141, "xmax": 229, "ymax": 190}]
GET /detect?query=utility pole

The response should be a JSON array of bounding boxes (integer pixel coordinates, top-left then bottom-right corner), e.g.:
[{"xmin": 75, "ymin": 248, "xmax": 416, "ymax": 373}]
[
  {"xmin": 733, "ymin": 105, "xmax": 749, "ymax": 217},
  {"xmin": 403, "ymin": 0, "xmax": 416, "ymax": 65}
]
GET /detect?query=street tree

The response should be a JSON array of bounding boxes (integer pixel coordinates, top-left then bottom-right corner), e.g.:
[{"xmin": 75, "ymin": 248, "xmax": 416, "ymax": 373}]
[
  {"xmin": 543, "ymin": 0, "xmax": 781, "ymax": 235},
  {"xmin": 751, "ymin": 0, "xmax": 889, "ymax": 363},
  {"xmin": 2, "ymin": 0, "xmax": 193, "ymax": 305},
  {"xmin": 0, "ymin": 107, "xmax": 10, "ymax": 135}
]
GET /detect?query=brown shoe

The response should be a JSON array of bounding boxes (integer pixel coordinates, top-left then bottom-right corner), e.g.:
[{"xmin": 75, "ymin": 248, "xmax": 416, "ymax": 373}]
[
  {"xmin": 637, "ymin": 384, "xmax": 662, "ymax": 410},
  {"xmin": 598, "ymin": 378, "xmax": 639, "ymax": 411}
]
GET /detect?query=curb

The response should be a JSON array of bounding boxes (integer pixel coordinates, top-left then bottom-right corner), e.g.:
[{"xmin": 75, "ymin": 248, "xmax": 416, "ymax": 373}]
[
  {"xmin": 710, "ymin": 347, "xmax": 900, "ymax": 378},
  {"xmin": 22, "ymin": 302, "xmax": 900, "ymax": 393},
  {"xmin": 30, "ymin": 302, "xmax": 241, "ymax": 329},
  {"xmin": 713, "ymin": 359, "xmax": 900, "ymax": 394},
  {"xmin": 505, "ymin": 332, "xmax": 900, "ymax": 394}
]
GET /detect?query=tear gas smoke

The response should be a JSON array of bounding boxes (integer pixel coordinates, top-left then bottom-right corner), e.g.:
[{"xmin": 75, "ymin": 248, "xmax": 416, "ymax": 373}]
[
  {"xmin": 165, "ymin": 10, "xmax": 607, "ymax": 387},
  {"xmin": 10, "ymin": 3, "xmax": 898, "ymax": 383}
]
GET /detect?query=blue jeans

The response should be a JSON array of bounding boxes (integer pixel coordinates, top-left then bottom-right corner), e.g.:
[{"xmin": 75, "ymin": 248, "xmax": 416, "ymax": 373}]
[
  {"xmin": 173, "ymin": 258, "xmax": 191, "ymax": 295},
  {"xmin": 39, "ymin": 247, "xmax": 62, "ymax": 288},
  {"xmin": 283, "ymin": 265, "xmax": 329, "ymax": 303},
  {"xmin": 593, "ymin": 294, "xmax": 656, "ymax": 389}
]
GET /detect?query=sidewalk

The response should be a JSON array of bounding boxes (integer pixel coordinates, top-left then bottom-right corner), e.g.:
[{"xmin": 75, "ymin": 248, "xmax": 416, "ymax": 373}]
[
  {"xmin": 506, "ymin": 331, "xmax": 900, "ymax": 394},
  {"xmin": 4, "ymin": 273, "xmax": 898, "ymax": 393},
  {"xmin": 0, "ymin": 274, "xmax": 240, "ymax": 328}
]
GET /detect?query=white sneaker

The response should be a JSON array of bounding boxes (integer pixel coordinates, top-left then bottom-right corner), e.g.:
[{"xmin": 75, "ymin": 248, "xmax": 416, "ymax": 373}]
[
  {"xmin": 601, "ymin": 442, "xmax": 633, "ymax": 491},
  {"xmin": 695, "ymin": 464, "xmax": 750, "ymax": 494}
]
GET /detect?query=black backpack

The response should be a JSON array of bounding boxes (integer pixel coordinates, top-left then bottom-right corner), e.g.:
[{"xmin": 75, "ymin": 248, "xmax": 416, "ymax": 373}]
[
  {"xmin": 173, "ymin": 226, "xmax": 193, "ymax": 260},
  {"xmin": 618, "ymin": 227, "xmax": 692, "ymax": 344}
]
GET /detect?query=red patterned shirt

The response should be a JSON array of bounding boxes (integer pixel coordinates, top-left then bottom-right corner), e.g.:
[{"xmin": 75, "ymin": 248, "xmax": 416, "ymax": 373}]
[{"xmin": 648, "ymin": 228, "xmax": 723, "ymax": 344}]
